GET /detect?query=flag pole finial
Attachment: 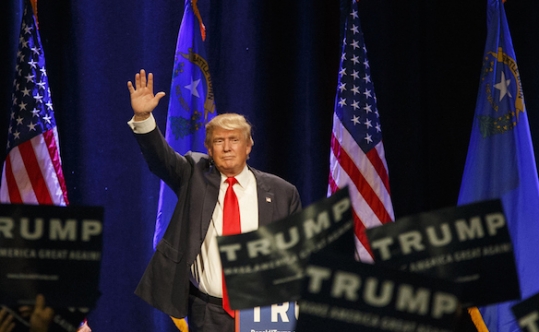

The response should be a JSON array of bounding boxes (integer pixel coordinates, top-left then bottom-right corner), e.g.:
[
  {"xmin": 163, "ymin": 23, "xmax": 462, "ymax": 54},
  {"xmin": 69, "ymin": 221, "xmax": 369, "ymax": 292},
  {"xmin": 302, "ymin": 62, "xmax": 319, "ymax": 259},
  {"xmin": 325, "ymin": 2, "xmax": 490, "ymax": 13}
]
[
  {"xmin": 191, "ymin": 0, "xmax": 206, "ymax": 41},
  {"xmin": 29, "ymin": 0, "xmax": 39, "ymax": 28}
]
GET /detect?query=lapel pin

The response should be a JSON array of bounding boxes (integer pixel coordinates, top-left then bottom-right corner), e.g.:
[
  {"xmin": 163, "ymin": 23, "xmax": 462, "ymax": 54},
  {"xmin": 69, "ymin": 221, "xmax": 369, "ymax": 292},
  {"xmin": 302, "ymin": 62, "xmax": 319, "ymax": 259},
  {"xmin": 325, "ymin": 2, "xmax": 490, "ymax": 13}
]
[{"xmin": 266, "ymin": 197, "xmax": 272, "ymax": 203}]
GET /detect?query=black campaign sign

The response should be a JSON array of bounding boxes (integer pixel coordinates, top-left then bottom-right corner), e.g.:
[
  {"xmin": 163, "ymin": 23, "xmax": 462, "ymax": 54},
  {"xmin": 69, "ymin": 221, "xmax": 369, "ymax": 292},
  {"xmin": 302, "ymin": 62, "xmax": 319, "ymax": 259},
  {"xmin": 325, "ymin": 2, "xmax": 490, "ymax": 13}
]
[
  {"xmin": 296, "ymin": 251, "xmax": 460, "ymax": 332},
  {"xmin": 0, "ymin": 203, "xmax": 104, "ymax": 308},
  {"xmin": 512, "ymin": 292, "xmax": 539, "ymax": 332},
  {"xmin": 366, "ymin": 199, "xmax": 519, "ymax": 307},
  {"xmin": 217, "ymin": 188, "xmax": 355, "ymax": 309}
]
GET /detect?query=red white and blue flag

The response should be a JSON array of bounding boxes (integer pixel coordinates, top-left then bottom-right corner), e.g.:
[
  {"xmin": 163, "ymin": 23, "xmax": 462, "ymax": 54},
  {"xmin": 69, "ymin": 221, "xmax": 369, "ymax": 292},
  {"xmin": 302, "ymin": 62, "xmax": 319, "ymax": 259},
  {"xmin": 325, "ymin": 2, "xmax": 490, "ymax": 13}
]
[
  {"xmin": 0, "ymin": 0, "xmax": 68, "ymax": 206},
  {"xmin": 328, "ymin": 0, "xmax": 394, "ymax": 262}
]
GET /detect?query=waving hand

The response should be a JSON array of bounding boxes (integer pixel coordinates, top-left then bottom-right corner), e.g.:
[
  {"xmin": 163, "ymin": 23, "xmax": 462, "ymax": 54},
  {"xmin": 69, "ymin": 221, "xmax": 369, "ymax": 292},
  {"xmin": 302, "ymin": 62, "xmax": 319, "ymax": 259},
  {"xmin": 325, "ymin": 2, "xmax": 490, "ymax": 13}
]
[{"xmin": 127, "ymin": 69, "xmax": 166, "ymax": 121}]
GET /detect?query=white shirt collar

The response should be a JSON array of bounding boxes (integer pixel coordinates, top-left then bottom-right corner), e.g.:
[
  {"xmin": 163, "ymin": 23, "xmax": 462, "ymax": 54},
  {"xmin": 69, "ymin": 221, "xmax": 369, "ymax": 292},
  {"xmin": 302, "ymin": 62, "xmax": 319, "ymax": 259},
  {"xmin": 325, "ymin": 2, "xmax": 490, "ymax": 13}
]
[{"xmin": 220, "ymin": 165, "xmax": 251, "ymax": 188}]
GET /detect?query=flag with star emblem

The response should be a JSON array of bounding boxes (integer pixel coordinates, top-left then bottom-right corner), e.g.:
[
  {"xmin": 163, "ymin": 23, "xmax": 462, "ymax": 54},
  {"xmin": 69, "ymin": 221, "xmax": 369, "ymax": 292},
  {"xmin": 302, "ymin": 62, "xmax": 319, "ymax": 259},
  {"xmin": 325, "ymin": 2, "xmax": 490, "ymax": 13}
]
[
  {"xmin": 0, "ymin": 0, "xmax": 68, "ymax": 206},
  {"xmin": 154, "ymin": 0, "xmax": 216, "ymax": 248},
  {"xmin": 458, "ymin": 0, "xmax": 539, "ymax": 330},
  {"xmin": 328, "ymin": 0, "xmax": 394, "ymax": 262}
]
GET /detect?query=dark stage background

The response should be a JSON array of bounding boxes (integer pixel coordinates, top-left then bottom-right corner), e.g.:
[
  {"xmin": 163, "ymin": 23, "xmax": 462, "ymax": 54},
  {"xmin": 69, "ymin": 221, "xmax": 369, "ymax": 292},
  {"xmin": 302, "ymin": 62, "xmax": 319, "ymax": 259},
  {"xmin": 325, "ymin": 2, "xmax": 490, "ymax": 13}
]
[{"xmin": 2, "ymin": 0, "xmax": 539, "ymax": 330}]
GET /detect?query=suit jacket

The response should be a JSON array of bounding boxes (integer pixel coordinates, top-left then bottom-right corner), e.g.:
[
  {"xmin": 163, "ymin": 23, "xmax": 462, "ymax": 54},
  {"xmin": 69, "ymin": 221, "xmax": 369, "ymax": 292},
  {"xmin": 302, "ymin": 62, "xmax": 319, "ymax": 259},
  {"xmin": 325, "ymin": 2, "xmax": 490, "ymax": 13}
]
[{"xmin": 133, "ymin": 127, "xmax": 302, "ymax": 318}]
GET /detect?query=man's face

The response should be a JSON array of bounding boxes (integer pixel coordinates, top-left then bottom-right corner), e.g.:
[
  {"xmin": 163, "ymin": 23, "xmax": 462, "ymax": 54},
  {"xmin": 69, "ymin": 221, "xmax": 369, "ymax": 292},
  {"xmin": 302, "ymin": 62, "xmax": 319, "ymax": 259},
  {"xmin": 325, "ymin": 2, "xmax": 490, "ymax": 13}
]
[{"xmin": 207, "ymin": 127, "xmax": 252, "ymax": 177}]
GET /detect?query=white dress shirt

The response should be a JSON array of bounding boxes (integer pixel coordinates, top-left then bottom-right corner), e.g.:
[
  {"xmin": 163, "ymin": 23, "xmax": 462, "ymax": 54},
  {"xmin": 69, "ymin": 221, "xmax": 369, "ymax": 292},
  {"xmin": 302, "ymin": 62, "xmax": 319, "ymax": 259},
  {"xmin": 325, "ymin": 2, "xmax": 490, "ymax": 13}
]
[{"xmin": 191, "ymin": 166, "xmax": 258, "ymax": 297}]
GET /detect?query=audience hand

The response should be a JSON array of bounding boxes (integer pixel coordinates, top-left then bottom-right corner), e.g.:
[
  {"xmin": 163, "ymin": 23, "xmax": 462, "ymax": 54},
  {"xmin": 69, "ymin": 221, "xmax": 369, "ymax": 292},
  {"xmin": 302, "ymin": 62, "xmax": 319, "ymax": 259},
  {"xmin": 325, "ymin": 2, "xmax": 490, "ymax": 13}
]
[
  {"xmin": 0, "ymin": 307, "xmax": 15, "ymax": 332},
  {"xmin": 28, "ymin": 294, "xmax": 53, "ymax": 332},
  {"xmin": 16, "ymin": 294, "xmax": 54, "ymax": 332}
]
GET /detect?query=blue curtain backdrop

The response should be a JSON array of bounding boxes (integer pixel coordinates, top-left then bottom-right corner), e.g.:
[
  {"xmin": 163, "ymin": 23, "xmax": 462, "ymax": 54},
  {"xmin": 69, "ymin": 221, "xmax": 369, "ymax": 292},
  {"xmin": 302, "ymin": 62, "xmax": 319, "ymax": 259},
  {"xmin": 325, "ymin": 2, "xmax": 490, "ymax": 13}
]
[{"xmin": 1, "ymin": 0, "xmax": 539, "ymax": 331}]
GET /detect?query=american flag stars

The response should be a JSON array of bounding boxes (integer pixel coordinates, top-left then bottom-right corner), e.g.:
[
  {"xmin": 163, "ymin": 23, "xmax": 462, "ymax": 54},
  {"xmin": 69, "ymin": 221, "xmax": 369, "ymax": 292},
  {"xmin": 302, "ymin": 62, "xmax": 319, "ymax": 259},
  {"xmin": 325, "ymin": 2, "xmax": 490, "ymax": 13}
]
[
  {"xmin": 8, "ymin": 7, "xmax": 55, "ymax": 152},
  {"xmin": 336, "ymin": 8, "xmax": 382, "ymax": 152}
]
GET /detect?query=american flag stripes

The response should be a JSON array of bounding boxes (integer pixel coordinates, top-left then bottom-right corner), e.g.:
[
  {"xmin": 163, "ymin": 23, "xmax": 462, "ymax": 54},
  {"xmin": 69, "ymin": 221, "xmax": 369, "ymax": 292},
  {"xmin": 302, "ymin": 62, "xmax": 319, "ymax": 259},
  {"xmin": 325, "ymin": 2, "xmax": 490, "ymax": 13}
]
[
  {"xmin": 328, "ymin": 0, "xmax": 394, "ymax": 262},
  {"xmin": 0, "ymin": 1, "xmax": 68, "ymax": 206}
]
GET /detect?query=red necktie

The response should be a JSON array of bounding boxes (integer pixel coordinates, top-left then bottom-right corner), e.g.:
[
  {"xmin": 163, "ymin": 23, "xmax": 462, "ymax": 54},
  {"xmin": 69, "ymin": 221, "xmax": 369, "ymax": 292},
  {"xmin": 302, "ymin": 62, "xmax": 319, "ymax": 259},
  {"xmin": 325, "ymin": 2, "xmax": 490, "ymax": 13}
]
[{"xmin": 222, "ymin": 177, "xmax": 240, "ymax": 317}]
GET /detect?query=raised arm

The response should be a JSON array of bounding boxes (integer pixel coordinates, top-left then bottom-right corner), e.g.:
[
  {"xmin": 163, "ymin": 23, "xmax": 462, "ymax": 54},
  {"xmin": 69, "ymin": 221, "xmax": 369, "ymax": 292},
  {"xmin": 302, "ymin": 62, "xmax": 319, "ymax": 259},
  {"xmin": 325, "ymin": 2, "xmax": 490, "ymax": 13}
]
[
  {"xmin": 28, "ymin": 294, "xmax": 53, "ymax": 332},
  {"xmin": 127, "ymin": 69, "xmax": 166, "ymax": 121}
]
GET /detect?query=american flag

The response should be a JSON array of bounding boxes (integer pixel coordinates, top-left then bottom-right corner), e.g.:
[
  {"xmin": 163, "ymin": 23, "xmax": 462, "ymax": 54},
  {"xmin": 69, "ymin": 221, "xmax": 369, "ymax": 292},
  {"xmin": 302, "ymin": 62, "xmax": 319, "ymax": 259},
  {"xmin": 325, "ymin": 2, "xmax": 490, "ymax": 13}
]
[
  {"xmin": 0, "ymin": 1, "xmax": 68, "ymax": 206},
  {"xmin": 328, "ymin": 0, "xmax": 394, "ymax": 262}
]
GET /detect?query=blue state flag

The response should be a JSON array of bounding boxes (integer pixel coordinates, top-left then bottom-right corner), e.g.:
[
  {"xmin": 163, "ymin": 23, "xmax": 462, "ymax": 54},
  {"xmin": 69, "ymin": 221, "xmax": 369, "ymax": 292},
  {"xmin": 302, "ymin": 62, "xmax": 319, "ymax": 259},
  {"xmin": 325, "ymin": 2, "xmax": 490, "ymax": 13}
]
[
  {"xmin": 154, "ymin": 0, "xmax": 216, "ymax": 249},
  {"xmin": 458, "ymin": 0, "xmax": 539, "ymax": 330}
]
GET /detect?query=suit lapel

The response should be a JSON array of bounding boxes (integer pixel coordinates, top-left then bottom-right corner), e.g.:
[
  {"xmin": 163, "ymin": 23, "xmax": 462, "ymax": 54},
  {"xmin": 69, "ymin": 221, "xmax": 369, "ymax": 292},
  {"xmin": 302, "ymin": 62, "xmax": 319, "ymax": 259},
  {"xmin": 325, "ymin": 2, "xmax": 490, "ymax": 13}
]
[
  {"xmin": 201, "ymin": 165, "xmax": 221, "ymax": 234},
  {"xmin": 252, "ymin": 168, "xmax": 274, "ymax": 226}
]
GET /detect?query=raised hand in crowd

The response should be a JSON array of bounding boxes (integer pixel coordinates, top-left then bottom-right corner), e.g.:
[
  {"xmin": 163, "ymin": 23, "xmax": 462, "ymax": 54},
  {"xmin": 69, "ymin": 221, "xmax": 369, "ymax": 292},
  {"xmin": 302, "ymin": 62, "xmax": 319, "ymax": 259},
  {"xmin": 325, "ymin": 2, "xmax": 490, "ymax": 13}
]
[
  {"xmin": 1, "ymin": 294, "xmax": 54, "ymax": 332},
  {"xmin": 27, "ymin": 294, "xmax": 53, "ymax": 332},
  {"xmin": 0, "ymin": 307, "xmax": 15, "ymax": 332}
]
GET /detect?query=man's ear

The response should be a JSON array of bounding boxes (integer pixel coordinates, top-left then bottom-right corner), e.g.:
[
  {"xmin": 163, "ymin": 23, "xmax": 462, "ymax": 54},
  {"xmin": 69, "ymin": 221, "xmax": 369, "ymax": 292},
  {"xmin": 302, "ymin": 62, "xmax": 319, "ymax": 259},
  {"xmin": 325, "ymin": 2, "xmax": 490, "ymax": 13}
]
[{"xmin": 206, "ymin": 144, "xmax": 213, "ymax": 158}]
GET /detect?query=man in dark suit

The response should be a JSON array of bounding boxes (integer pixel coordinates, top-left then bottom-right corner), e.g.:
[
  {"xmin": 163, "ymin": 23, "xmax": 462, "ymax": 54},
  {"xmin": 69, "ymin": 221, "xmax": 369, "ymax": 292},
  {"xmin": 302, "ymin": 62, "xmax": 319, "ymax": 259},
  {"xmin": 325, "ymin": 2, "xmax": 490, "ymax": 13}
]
[{"xmin": 127, "ymin": 69, "xmax": 302, "ymax": 331}]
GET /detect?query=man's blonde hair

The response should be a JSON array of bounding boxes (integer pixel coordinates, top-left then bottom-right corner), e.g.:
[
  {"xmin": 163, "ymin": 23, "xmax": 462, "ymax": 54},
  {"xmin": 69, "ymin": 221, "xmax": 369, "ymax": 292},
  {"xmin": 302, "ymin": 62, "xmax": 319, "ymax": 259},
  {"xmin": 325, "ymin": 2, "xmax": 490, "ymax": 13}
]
[{"xmin": 205, "ymin": 113, "xmax": 254, "ymax": 147}]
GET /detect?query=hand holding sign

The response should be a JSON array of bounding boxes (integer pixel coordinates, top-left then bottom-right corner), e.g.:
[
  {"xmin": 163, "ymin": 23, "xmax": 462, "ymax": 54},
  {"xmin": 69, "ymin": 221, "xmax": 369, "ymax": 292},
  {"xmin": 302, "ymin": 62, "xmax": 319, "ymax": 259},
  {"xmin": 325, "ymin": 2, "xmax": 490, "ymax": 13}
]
[
  {"xmin": 0, "ymin": 307, "xmax": 15, "ymax": 332},
  {"xmin": 0, "ymin": 204, "xmax": 103, "ymax": 331},
  {"xmin": 0, "ymin": 294, "xmax": 54, "ymax": 332}
]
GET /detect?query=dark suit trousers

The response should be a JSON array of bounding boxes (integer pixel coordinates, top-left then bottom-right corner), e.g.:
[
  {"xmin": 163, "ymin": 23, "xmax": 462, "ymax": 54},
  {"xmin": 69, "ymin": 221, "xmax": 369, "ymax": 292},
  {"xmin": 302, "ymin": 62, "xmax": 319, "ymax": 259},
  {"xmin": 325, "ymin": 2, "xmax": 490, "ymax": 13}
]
[{"xmin": 188, "ymin": 291, "xmax": 234, "ymax": 332}]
